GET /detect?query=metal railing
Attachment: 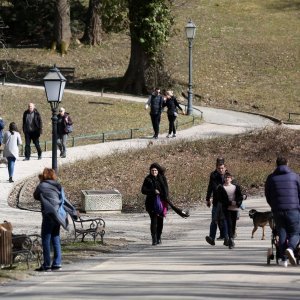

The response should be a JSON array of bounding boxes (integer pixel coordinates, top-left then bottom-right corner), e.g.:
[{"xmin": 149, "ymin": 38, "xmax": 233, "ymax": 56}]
[{"xmin": 20, "ymin": 112, "xmax": 202, "ymax": 155}]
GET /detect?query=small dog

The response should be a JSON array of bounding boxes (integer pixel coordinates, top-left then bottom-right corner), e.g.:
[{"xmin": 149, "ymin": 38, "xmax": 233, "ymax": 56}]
[{"xmin": 249, "ymin": 209, "xmax": 273, "ymax": 240}]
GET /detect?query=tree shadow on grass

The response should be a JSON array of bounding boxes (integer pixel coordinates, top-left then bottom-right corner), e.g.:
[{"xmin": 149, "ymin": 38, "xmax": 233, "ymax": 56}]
[{"xmin": 265, "ymin": 0, "xmax": 300, "ymax": 10}]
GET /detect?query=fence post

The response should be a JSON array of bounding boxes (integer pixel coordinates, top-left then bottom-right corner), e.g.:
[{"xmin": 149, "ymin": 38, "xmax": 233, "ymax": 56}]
[
  {"xmin": 72, "ymin": 137, "xmax": 75, "ymax": 147},
  {"xmin": 102, "ymin": 133, "xmax": 105, "ymax": 143},
  {"xmin": 130, "ymin": 129, "xmax": 133, "ymax": 139}
]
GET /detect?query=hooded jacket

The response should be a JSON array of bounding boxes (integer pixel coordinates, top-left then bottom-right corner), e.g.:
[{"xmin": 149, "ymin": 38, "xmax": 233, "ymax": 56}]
[
  {"xmin": 34, "ymin": 180, "xmax": 77, "ymax": 230},
  {"xmin": 265, "ymin": 165, "xmax": 300, "ymax": 212}
]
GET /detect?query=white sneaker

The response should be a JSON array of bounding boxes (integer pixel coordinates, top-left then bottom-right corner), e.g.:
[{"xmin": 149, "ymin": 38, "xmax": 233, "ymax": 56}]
[
  {"xmin": 278, "ymin": 259, "xmax": 288, "ymax": 267},
  {"xmin": 285, "ymin": 248, "xmax": 296, "ymax": 265},
  {"xmin": 166, "ymin": 134, "xmax": 171, "ymax": 138},
  {"xmin": 172, "ymin": 134, "xmax": 176, "ymax": 137}
]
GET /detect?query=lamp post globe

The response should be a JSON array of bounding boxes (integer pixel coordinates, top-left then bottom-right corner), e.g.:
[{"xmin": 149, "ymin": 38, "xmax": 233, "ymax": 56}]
[
  {"xmin": 43, "ymin": 65, "xmax": 66, "ymax": 172},
  {"xmin": 185, "ymin": 20, "xmax": 196, "ymax": 116}
]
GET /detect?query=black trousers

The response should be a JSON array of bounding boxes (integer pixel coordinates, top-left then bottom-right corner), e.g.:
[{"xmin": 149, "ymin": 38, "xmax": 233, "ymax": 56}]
[
  {"xmin": 225, "ymin": 210, "xmax": 238, "ymax": 239},
  {"xmin": 150, "ymin": 114, "xmax": 161, "ymax": 137},
  {"xmin": 167, "ymin": 114, "xmax": 177, "ymax": 135},
  {"xmin": 148, "ymin": 211, "xmax": 164, "ymax": 241},
  {"xmin": 24, "ymin": 131, "xmax": 42, "ymax": 158}
]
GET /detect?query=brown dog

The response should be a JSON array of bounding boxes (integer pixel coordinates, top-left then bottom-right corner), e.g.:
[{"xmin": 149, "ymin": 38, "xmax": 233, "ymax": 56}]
[{"xmin": 249, "ymin": 209, "xmax": 273, "ymax": 240}]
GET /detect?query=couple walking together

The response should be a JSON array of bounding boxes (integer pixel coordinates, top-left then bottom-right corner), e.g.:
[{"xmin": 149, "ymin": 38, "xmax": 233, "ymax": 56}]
[
  {"xmin": 145, "ymin": 88, "xmax": 185, "ymax": 139},
  {"xmin": 205, "ymin": 158, "xmax": 245, "ymax": 249}
]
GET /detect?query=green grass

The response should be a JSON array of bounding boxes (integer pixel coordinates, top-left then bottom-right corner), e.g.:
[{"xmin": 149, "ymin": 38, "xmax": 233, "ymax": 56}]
[
  {"xmin": 1, "ymin": 0, "xmax": 299, "ymax": 121},
  {"xmin": 0, "ymin": 86, "xmax": 198, "ymax": 144},
  {"xmin": 2, "ymin": 1, "xmax": 300, "ymax": 213}
]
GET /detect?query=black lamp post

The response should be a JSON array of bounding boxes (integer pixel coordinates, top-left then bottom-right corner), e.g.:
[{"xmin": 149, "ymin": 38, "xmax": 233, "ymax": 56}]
[
  {"xmin": 185, "ymin": 20, "xmax": 196, "ymax": 115},
  {"xmin": 43, "ymin": 65, "xmax": 66, "ymax": 172}
]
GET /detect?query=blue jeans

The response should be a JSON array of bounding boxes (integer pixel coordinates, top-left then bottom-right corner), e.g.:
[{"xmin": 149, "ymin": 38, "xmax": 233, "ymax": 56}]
[
  {"xmin": 41, "ymin": 215, "xmax": 62, "ymax": 268},
  {"xmin": 273, "ymin": 209, "xmax": 300, "ymax": 260},
  {"xmin": 209, "ymin": 205, "xmax": 229, "ymax": 240},
  {"xmin": 7, "ymin": 156, "xmax": 16, "ymax": 178}
]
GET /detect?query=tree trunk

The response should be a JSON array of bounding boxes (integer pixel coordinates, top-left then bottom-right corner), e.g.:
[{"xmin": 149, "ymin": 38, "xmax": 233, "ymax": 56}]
[
  {"xmin": 81, "ymin": 0, "xmax": 103, "ymax": 46},
  {"xmin": 53, "ymin": 0, "xmax": 72, "ymax": 55},
  {"xmin": 119, "ymin": 35, "xmax": 150, "ymax": 94}
]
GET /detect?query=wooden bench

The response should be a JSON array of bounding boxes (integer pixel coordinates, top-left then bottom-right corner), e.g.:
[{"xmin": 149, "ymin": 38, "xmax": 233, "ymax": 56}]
[
  {"xmin": 12, "ymin": 234, "xmax": 43, "ymax": 269},
  {"xmin": 58, "ymin": 67, "xmax": 75, "ymax": 83},
  {"xmin": 37, "ymin": 66, "xmax": 76, "ymax": 83},
  {"xmin": 72, "ymin": 216, "xmax": 105, "ymax": 243}
]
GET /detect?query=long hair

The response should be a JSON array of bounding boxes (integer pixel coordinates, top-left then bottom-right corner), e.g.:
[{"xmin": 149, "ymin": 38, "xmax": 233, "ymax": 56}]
[
  {"xmin": 9, "ymin": 122, "xmax": 18, "ymax": 135},
  {"xmin": 149, "ymin": 162, "xmax": 166, "ymax": 175},
  {"xmin": 39, "ymin": 168, "xmax": 57, "ymax": 181}
]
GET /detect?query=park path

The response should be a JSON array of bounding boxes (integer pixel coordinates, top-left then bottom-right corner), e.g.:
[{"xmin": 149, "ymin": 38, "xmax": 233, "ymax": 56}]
[
  {"xmin": 1, "ymin": 84, "xmax": 299, "ymax": 299},
  {"xmin": 0, "ymin": 84, "xmax": 274, "ymax": 234}
]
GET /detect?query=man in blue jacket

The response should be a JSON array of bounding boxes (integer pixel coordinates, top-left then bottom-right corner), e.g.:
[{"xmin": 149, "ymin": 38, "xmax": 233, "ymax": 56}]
[{"xmin": 265, "ymin": 156, "xmax": 300, "ymax": 267}]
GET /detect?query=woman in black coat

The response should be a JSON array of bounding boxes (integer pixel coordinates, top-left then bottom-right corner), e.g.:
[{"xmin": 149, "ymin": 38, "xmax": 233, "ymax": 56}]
[
  {"xmin": 141, "ymin": 163, "xmax": 169, "ymax": 245},
  {"xmin": 163, "ymin": 90, "xmax": 184, "ymax": 138}
]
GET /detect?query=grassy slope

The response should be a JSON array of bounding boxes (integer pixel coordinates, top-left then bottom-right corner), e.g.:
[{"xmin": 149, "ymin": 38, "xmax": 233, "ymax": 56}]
[
  {"xmin": 56, "ymin": 127, "xmax": 300, "ymax": 212},
  {"xmin": 0, "ymin": 1, "xmax": 299, "ymax": 120},
  {"xmin": 0, "ymin": 86, "xmax": 196, "ymax": 142},
  {"xmin": 1, "ymin": 0, "xmax": 300, "ymax": 211},
  {"xmin": 168, "ymin": 0, "xmax": 300, "ymax": 120}
]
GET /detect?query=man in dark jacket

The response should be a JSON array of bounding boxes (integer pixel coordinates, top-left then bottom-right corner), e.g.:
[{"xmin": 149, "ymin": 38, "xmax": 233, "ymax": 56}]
[
  {"xmin": 145, "ymin": 87, "xmax": 164, "ymax": 139},
  {"xmin": 265, "ymin": 156, "xmax": 300, "ymax": 267},
  {"xmin": 205, "ymin": 157, "xmax": 229, "ymax": 246},
  {"xmin": 22, "ymin": 103, "xmax": 43, "ymax": 160}
]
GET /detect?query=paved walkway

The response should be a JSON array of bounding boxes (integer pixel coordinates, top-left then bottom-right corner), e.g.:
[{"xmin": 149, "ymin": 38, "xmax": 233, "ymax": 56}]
[{"xmin": 1, "ymin": 85, "xmax": 299, "ymax": 299}]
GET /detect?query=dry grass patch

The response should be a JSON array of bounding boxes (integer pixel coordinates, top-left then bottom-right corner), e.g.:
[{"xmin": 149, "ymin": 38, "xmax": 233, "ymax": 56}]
[{"xmin": 54, "ymin": 126, "xmax": 300, "ymax": 213}]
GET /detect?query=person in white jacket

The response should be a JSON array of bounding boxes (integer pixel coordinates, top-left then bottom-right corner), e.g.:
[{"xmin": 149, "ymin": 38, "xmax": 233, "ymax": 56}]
[{"xmin": 3, "ymin": 122, "xmax": 22, "ymax": 182}]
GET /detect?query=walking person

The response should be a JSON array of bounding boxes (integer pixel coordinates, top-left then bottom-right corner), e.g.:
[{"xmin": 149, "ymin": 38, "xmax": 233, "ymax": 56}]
[
  {"xmin": 145, "ymin": 87, "xmax": 164, "ymax": 139},
  {"xmin": 57, "ymin": 107, "xmax": 73, "ymax": 158},
  {"xmin": 33, "ymin": 168, "xmax": 77, "ymax": 271},
  {"xmin": 163, "ymin": 90, "xmax": 185, "ymax": 138},
  {"xmin": 141, "ymin": 162, "xmax": 169, "ymax": 245},
  {"xmin": 265, "ymin": 156, "xmax": 300, "ymax": 267},
  {"xmin": 2, "ymin": 122, "xmax": 22, "ymax": 183},
  {"xmin": 22, "ymin": 102, "xmax": 43, "ymax": 160},
  {"xmin": 205, "ymin": 157, "xmax": 230, "ymax": 246},
  {"xmin": 0, "ymin": 116, "xmax": 4, "ymax": 147},
  {"xmin": 215, "ymin": 173, "xmax": 244, "ymax": 249}
]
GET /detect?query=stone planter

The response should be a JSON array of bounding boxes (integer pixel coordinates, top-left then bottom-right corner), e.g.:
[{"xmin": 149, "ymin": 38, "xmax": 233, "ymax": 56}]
[{"xmin": 81, "ymin": 189, "xmax": 122, "ymax": 213}]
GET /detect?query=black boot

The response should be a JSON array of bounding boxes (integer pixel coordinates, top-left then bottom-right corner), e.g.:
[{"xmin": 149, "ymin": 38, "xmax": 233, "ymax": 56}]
[
  {"xmin": 157, "ymin": 236, "xmax": 162, "ymax": 244},
  {"xmin": 152, "ymin": 235, "xmax": 157, "ymax": 246},
  {"xmin": 228, "ymin": 238, "xmax": 235, "ymax": 249}
]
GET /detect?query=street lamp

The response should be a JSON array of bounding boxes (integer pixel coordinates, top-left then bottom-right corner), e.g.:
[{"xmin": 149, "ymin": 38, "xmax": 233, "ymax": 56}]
[
  {"xmin": 185, "ymin": 20, "xmax": 196, "ymax": 115},
  {"xmin": 43, "ymin": 65, "xmax": 66, "ymax": 172}
]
